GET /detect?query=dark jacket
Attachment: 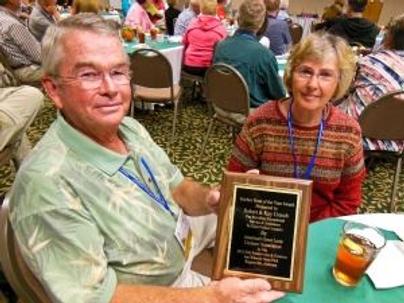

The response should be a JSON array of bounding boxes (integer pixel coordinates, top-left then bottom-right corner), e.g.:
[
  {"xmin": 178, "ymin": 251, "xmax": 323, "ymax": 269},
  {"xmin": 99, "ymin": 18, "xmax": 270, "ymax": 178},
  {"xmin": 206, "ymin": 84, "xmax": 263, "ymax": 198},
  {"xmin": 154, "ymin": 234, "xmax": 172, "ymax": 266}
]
[
  {"xmin": 165, "ymin": 7, "xmax": 181, "ymax": 36},
  {"xmin": 328, "ymin": 17, "xmax": 380, "ymax": 48}
]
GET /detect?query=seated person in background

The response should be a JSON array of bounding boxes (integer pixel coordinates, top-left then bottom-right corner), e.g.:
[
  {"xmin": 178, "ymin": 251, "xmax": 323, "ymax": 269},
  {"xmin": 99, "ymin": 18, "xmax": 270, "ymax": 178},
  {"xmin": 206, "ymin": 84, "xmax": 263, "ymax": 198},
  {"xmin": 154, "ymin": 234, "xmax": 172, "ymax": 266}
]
[
  {"xmin": 125, "ymin": 0, "xmax": 154, "ymax": 32},
  {"xmin": 9, "ymin": 14, "xmax": 284, "ymax": 303},
  {"xmin": 326, "ymin": 0, "xmax": 380, "ymax": 48},
  {"xmin": 214, "ymin": 0, "xmax": 286, "ymax": 108},
  {"xmin": 174, "ymin": 0, "xmax": 200, "ymax": 36},
  {"xmin": 228, "ymin": 32, "xmax": 366, "ymax": 223},
  {"xmin": 338, "ymin": 13, "xmax": 404, "ymax": 152},
  {"xmin": 264, "ymin": 0, "xmax": 292, "ymax": 55},
  {"xmin": 165, "ymin": 0, "xmax": 181, "ymax": 35},
  {"xmin": 0, "ymin": 0, "xmax": 42, "ymax": 83},
  {"xmin": 322, "ymin": 0, "xmax": 344, "ymax": 21},
  {"xmin": 183, "ymin": 0, "xmax": 227, "ymax": 76},
  {"xmin": 276, "ymin": 0, "xmax": 290, "ymax": 21},
  {"xmin": 0, "ymin": 85, "xmax": 43, "ymax": 167},
  {"xmin": 72, "ymin": 0, "xmax": 102, "ymax": 14},
  {"xmin": 29, "ymin": 0, "xmax": 60, "ymax": 41},
  {"xmin": 216, "ymin": 0, "xmax": 227, "ymax": 20}
]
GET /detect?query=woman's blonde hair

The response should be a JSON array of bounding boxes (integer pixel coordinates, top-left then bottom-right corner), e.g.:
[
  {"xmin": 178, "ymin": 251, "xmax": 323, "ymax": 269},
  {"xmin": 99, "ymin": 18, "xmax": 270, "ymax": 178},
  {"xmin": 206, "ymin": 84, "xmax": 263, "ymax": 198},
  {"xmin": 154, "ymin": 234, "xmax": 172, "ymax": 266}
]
[
  {"xmin": 72, "ymin": 0, "xmax": 102, "ymax": 14},
  {"xmin": 284, "ymin": 32, "xmax": 357, "ymax": 101},
  {"xmin": 200, "ymin": 0, "xmax": 217, "ymax": 15}
]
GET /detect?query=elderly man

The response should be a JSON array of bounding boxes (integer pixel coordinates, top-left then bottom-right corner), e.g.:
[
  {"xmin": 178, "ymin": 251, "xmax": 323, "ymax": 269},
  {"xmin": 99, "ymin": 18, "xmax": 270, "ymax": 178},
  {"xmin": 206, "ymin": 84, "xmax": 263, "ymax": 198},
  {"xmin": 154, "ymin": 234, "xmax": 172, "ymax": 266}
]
[
  {"xmin": 214, "ymin": 0, "xmax": 285, "ymax": 108},
  {"xmin": 264, "ymin": 0, "xmax": 291, "ymax": 56},
  {"xmin": 174, "ymin": 0, "xmax": 200, "ymax": 36},
  {"xmin": 0, "ymin": 0, "xmax": 42, "ymax": 83},
  {"xmin": 326, "ymin": 0, "xmax": 380, "ymax": 48},
  {"xmin": 9, "ymin": 14, "xmax": 284, "ymax": 303},
  {"xmin": 29, "ymin": 0, "xmax": 60, "ymax": 41}
]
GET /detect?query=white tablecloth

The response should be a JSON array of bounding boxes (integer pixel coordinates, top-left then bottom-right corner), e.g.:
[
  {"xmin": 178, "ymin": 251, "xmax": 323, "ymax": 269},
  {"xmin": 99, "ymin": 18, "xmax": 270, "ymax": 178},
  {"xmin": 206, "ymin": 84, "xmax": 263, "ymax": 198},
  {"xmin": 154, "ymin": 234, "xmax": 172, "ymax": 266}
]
[{"xmin": 158, "ymin": 45, "xmax": 183, "ymax": 85}]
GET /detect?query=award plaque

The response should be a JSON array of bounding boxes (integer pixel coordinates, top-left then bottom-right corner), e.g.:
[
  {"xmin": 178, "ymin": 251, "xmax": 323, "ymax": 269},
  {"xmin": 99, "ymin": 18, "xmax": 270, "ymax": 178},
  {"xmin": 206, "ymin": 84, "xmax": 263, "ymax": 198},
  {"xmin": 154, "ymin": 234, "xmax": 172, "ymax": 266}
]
[{"xmin": 212, "ymin": 171, "xmax": 312, "ymax": 293}]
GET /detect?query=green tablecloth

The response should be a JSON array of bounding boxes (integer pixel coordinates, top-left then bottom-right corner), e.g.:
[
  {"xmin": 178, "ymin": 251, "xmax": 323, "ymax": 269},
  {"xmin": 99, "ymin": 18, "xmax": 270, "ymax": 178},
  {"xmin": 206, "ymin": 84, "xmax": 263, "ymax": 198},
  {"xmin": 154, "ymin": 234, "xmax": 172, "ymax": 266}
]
[
  {"xmin": 123, "ymin": 39, "xmax": 182, "ymax": 54},
  {"xmin": 277, "ymin": 218, "xmax": 404, "ymax": 303}
]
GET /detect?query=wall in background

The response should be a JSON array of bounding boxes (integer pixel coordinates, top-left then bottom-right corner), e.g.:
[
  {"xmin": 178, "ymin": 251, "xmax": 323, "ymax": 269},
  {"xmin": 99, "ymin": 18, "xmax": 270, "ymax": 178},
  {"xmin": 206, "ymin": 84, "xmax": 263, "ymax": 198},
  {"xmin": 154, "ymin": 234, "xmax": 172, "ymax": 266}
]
[{"xmin": 230, "ymin": 0, "xmax": 403, "ymax": 26}]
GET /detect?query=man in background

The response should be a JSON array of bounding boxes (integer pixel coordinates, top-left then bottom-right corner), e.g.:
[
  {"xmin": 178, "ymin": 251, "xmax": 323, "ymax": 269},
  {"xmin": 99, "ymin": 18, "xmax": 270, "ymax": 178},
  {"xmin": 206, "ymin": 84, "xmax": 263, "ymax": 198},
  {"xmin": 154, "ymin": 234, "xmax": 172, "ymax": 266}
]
[
  {"xmin": 0, "ymin": 0, "xmax": 42, "ymax": 83},
  {"xmin": 214, "ymin": 0, "xmax": 285, "ymax": 108},
  {"xmin": 327, "ymin": 0, "xmax": 379, "ymax": 48},
  {"xmin": 29, "ymin": 0, "xmax": 60, "ymax": 41},
  {"xmin": 174, "ymin": 0, "xmax": 200, "ymax": 36},
  {"xmin": 264, "ymin": 0, "xmax": 291, "ymax": 55}
]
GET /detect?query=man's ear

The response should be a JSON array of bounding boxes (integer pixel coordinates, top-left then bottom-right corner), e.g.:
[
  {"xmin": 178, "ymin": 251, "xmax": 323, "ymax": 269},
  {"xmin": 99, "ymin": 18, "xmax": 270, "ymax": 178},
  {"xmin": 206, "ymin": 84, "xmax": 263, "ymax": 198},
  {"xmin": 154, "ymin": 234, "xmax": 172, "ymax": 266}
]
[{"xmin": 42, "ymin": 76, "xmax": 63, "ymax": 110}]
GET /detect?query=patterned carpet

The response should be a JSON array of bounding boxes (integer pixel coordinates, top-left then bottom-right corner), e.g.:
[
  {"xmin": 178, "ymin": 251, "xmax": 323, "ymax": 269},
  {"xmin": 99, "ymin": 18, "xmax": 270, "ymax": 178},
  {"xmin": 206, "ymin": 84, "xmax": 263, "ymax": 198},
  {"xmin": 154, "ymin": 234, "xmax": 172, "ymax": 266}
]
[{"xmin": 0, "ymin": 84, "xmax": 403, "ymax": 301}]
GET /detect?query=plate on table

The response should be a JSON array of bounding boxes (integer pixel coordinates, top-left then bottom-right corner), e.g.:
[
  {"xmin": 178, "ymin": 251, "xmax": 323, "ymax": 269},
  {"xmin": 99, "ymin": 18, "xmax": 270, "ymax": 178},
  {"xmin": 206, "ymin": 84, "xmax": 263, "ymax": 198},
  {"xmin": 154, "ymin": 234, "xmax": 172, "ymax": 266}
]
[{"xmin": 134, "ymin": 43, "xmax": 148, "ymax": 49}]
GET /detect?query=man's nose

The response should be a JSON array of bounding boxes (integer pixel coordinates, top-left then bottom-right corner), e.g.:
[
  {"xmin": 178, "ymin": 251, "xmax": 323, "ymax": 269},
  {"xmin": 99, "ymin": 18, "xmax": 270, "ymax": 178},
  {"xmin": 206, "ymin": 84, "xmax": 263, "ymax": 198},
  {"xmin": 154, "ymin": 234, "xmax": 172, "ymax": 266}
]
[{"xmin": 99, "ymin": 73, "xmax": 118, "ymax": 95}]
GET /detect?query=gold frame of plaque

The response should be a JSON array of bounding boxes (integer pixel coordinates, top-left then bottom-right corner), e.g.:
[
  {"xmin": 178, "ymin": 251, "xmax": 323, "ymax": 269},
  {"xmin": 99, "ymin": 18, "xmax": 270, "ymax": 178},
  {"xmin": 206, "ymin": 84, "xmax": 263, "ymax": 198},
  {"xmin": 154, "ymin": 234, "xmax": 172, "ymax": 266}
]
[{"xmin": 212, "ymin": 171, "xmax": 312, "ymax": 293}]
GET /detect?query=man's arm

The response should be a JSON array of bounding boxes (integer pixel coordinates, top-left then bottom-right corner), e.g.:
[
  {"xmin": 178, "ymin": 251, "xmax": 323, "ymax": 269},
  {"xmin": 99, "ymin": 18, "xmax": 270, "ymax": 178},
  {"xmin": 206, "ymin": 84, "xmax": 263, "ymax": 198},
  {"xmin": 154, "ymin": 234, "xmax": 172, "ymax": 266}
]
[
  {"xmin": 111, "ymin": 277, "xmax": 285, "ymax": 303},
  {"xmin": 9, "ymin": 23, "xmax": 41, "ymax": 64},
  {"xmin": 171, "ymin": 178, "xmax": 220, "ymax": 215}
]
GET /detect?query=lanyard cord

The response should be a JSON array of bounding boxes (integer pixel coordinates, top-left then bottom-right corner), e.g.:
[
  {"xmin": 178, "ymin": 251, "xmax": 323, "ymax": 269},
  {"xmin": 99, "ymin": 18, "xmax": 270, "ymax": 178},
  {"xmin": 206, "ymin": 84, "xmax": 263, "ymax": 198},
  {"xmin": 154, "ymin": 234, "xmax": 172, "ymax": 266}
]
[
  {"xmin": 119, "ymin": 157, "xmax": 175, "ymax": 217},
  {"xmin": 287, "ymin": 101, "xmax": 325, "ymax": 180}
]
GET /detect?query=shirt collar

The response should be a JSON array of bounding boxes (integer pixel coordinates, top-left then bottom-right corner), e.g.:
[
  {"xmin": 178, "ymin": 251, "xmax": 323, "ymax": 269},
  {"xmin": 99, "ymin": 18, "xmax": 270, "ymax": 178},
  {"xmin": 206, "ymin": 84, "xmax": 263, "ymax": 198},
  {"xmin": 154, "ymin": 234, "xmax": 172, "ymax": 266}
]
[
  {"xmin": 235, "ymin": 29, "xmax": 257, "ymax": 40},
  {"xmin": 54, "ymin": 112, "xmax": 129, "ymax": 176}
]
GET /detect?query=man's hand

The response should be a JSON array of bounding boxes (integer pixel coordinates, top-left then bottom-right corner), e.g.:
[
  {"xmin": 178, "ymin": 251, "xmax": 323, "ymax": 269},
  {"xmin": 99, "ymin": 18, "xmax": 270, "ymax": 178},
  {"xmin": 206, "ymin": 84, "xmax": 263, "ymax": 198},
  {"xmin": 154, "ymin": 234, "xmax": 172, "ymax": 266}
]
[
  {"xmin": 206, "ymin": 186, "xmax": 220, "ymax": 214},
  {"xmin": 210, "ymin": 277, "xmax": 285, "ymax": 303}
]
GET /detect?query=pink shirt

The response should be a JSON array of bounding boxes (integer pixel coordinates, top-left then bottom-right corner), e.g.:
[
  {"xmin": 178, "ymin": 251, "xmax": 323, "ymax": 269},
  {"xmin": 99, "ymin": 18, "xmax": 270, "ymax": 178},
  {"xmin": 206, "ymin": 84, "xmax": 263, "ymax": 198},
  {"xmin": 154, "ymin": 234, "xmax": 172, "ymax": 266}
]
[{"xmin": 125, "ymin": 2, "xmax": 153, "ymax": 32}]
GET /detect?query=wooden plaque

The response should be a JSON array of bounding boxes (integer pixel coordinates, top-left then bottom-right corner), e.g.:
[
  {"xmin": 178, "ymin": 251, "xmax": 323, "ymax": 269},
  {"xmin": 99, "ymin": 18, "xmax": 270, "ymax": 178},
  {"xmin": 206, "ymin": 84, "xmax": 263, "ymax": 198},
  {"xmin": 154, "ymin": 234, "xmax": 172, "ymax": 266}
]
[{"xmin": 212, "ymin": 171, "xmax": 312, "ymax": 293}]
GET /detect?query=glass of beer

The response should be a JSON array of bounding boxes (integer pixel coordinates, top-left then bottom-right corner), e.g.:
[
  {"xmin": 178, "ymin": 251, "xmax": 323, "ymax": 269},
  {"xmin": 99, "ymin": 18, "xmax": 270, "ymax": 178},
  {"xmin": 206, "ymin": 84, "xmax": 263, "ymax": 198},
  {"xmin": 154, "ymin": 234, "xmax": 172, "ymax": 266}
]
[
  {"xmin": 150, "ymin": 28, "xmax": 158, "ymax": 40},
  {"xmin": 138, "ymin": 31, "xmax": 145, "ymax": 44},
  {"xmin": 332, "ymin": 221, "xmax": 386, "ymax": 287}
]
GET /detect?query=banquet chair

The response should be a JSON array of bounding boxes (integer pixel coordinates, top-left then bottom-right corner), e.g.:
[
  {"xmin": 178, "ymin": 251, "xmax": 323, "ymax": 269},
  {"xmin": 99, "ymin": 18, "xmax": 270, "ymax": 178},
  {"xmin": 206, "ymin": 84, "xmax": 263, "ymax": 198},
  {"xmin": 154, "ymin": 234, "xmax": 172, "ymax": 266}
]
[
  {"xmin": 289, "ymin": 23, "xmax": 303, "ymax": 45},
  {"xmin": 130, "ymin": 48, "xmax": 182, "ymax": 143},
  {"xmin": 358, "ymin": 90, "xmax": 404, "ymax": 212},
  {"xmin": 0, "ymin": 194, "xmax": 52, "ymax": 303},
  {"xmin": 199, "ymin": 63, "xmax": 249, "ymax": 160}
]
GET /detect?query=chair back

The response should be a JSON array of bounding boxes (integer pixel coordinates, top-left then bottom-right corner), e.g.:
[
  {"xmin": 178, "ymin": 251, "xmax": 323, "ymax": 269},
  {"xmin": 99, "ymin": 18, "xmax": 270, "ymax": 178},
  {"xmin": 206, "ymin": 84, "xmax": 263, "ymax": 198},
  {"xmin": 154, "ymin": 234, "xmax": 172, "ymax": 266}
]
[
  {"xmin": 289, "ymin": 23, "xmax": 303, "ymax": 44},
  {"xmin": 204, "ymin": 63, "xmax": 249, "ymax": 116},
  {"xmin": 130, "ymin": 48, "xmax": 173, "ymax": 89},
  {"xmin": 359, "ymin": 91, "xmax": 404, "ymax": 141},
  {"xmin": 0, "ymin": 195, "xmax": 51, "ymax": 303}
]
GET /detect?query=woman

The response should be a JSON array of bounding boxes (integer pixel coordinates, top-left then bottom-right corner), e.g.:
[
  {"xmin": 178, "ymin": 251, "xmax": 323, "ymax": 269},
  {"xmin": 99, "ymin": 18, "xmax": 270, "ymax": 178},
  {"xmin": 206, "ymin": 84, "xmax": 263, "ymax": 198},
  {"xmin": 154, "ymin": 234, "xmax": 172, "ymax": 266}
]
[
  {"xmin": 71, "ymin": 0, "xmax": 102, "ymax": 14},
  {"xmin": 125, "ymin": 0, "xmax": 154, "ymax": 32},
  {"xmin": 228, "ymin": 32, "xmax": 366, "ymax": 222},
  {"xmin": 183, "ymin": 0, "xmax": 227, "ymax": 76},
  {"xmin": 322, "ymin": 0, "xmax": 344, "ymax": 21}
]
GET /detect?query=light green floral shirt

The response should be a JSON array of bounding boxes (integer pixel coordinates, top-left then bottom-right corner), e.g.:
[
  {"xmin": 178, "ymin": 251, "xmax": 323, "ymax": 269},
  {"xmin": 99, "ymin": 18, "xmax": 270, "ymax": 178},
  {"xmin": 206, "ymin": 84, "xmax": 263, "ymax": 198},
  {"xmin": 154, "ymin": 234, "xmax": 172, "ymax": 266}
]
[{"xmin": 9, "ymin": 113, "xmax": 185, "ymax": 303}]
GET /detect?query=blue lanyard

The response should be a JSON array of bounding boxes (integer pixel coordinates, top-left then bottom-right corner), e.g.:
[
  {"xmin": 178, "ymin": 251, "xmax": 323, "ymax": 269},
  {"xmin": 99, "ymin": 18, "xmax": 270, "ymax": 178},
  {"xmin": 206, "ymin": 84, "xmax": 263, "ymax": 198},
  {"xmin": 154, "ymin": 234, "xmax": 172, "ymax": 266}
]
[
  {"xmin": 287, "ymin": 102, "xmax": 325, "ymax": 180},
  {"xmin": 119, "ymin": 157, "xmax": 175, "ymax": 217}
]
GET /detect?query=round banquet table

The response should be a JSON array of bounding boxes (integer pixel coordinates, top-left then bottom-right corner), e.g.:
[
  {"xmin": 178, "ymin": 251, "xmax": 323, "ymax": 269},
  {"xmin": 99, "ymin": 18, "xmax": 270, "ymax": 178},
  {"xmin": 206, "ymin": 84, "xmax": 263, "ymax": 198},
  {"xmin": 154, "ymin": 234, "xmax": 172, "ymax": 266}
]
[{"xmin": 277, "ymin": 217, "xmax": 404, "ymax": 303}]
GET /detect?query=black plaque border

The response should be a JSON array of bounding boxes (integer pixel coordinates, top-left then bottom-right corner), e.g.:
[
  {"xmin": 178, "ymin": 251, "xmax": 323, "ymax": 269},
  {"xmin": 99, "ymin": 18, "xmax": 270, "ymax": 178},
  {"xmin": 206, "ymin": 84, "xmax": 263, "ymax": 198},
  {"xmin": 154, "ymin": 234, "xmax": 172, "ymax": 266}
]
[{"xmin": 225, "ymin": 184, "xmax": 302, "ymax": 282}]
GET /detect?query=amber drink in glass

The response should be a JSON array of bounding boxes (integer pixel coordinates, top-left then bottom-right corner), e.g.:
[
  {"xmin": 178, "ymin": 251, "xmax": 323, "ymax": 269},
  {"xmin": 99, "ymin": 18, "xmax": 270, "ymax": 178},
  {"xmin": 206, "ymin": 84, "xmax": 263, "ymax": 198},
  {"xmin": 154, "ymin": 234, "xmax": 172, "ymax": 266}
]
[{"xmin": 332, "ymin": 221, "xmax": 385, "ymax": 287}]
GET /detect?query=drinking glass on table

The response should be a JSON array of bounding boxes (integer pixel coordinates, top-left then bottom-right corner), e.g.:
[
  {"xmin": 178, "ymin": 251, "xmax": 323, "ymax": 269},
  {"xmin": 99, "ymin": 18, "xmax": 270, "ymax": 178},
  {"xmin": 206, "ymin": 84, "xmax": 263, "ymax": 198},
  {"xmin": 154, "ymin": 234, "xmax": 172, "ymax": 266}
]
[{"xmin": 333, "ymin": 221, "xmax": 386, "ymax": 287}]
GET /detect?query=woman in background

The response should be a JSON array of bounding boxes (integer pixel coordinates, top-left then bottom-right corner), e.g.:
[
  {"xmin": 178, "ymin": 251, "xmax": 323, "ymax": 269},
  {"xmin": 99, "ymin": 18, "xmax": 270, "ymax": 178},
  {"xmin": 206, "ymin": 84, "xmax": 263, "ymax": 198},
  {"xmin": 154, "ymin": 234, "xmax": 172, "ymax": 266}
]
[
  {"xmin": 228, "ymin": 32, "xmax": 365, "ymax": 222},
  {"xmin": 182, "ymin": 0, "xmax": 227, "ymax": 76}
]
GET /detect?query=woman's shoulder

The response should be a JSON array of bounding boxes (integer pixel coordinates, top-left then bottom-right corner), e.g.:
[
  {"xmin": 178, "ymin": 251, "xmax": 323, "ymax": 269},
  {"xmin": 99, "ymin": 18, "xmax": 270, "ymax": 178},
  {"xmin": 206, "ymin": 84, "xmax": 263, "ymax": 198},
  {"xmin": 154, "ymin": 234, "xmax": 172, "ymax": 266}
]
[
  {"xmin": 246, "ymin": 100, "xmax": 283, "ymax": 125},
  {"xmin": 328, "ymin": 106, "xmax": 362, "ymax": 134}
]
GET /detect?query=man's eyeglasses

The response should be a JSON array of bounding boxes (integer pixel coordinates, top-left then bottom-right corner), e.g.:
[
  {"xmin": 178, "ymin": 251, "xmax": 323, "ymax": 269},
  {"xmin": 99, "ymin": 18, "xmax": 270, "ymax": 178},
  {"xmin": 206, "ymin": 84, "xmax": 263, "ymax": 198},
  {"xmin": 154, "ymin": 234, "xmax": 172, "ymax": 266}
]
[
  {"xmin": 294, "ymin": 66, "xmax": 339, "ymax": 84},
  {"xmin": 55, "ymin": 68, "xmax": 132, "ymax": 90}
]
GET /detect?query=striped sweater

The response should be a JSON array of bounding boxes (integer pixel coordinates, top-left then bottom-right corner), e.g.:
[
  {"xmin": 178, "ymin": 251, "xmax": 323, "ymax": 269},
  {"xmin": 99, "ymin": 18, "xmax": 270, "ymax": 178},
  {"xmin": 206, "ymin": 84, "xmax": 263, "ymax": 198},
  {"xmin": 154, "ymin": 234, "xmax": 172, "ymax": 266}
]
[
  {"xmin": 338, "ymin": 49, "xmax": 404, "ymax": 152},
  {"xmin": 228, "ymin": 100, "xmax": 366, "ymax": 223}
]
